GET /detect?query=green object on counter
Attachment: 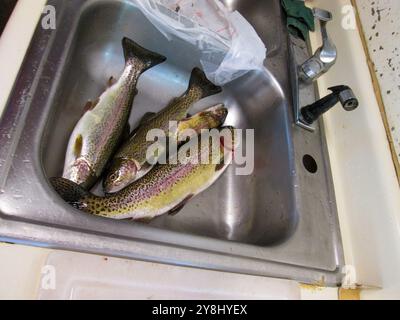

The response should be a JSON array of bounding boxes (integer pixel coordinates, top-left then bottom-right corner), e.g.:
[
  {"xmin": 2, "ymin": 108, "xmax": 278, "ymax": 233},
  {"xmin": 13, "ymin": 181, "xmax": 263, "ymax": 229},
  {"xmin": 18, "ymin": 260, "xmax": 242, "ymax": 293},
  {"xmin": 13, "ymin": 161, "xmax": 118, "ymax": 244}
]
[{"xmin": 281, "ymin": 0, "xmax": 315, "ymax": 41}]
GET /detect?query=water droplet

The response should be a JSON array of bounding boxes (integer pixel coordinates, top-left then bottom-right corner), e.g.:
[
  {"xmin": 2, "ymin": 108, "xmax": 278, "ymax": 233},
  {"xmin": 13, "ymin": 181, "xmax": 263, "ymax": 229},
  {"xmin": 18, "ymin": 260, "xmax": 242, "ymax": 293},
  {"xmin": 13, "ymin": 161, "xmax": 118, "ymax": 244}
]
[{"xmin": 13, "ymin": 194, "xmax": 23, "ymax": 200}]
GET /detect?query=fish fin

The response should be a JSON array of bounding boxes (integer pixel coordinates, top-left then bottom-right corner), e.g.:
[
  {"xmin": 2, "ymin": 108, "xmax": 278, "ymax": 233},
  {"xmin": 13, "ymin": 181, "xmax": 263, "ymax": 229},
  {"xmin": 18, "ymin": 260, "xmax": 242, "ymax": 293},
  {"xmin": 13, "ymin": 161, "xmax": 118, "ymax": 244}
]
[
  {"xmin": 187, "ymin": 67, "xmax": 222, "ymax": 99},
  {"xmin": 122, "ymin": 37, "xmax": 166, "ymax": 72},
  {"xmin": 140, "ymin": 112, "xmax": 157, "ymax": 124},
  {"xmin": 73, "ymin": 134, "xmax": 83, "ymax": 159},
  {"xmin": 82, "ymin": 100, "xmax": 93, "ymax": 114},
  {"xmin": 215, "ymin": 159, "xmax": 226, "ymax": 172},
  {"xmin": 82, "ymin": 98, "xmax": 100, "ymax": 115},
  {"xmin": 93, "ymin": 98, "xmax": 100, "ymax": 107},
  {"xmin": 50, "ymin": 177, "xmax": 89, "ymax": 209},
  {"xmin": 129, "ymin": 126, "xmax": 140, "ymax": 139},
  {"xmin": 129, "ymin": 112, "xmax": 157, "ymax": 138},
  {"xmin": 134, "ymin": 217, "xmax": 154, "ymax": 224},
  {"xmin": 215, "ymin": 138, "xmax": 227, "ymax": 171},
  {"xmin": 168, "ymin": 194, "xmax": 194, "ymax": 216},
  {"xmin": 107, "ymin": 76, "xmax": 116, "ymax": 88}
]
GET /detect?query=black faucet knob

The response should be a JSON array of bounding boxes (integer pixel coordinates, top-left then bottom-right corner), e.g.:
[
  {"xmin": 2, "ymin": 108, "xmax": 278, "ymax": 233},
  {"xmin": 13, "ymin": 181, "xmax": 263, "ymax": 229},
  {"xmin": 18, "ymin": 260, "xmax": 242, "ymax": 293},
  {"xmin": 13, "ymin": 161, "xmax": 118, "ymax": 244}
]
[{"xmin": 300, "ymin": 85, "xmax": 359, "ymax": 125}]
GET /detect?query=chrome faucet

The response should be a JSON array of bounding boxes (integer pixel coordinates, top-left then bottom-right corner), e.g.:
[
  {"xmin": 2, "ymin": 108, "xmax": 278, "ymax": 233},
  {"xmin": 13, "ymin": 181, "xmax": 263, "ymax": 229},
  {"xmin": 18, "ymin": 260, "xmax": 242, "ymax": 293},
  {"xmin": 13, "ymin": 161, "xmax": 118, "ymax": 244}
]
[
  {"xmin": 289, "ymin": 7, "xmax": 357, "ymax": 131},
  {"xmin": 298, "ymin": 8, "xmax": 337, "ymax": 83}
]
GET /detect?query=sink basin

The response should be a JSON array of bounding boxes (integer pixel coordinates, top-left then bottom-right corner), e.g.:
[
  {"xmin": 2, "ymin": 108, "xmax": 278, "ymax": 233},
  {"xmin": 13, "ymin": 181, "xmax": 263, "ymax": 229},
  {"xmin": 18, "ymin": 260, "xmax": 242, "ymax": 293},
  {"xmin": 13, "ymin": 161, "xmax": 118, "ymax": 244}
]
[{"xmin": 0, "ymin": 0, "xmax": 344, "ymax": 285}]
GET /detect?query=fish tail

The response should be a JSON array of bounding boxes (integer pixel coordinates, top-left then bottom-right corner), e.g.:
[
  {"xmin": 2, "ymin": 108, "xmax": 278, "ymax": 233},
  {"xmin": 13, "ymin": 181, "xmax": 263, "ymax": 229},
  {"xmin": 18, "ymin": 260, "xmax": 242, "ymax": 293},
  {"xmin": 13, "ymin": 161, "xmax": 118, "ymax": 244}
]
[
  {"xmin": 187, "ymin": 68, "xmax": 222, "ymax": 99},
  {"xmin": 122, "ymin": 37, "xmax": 167, "ymax": 72},
  {"xmin": 50, "ymin": 177, "xmax": 89, "ymax": 209}
]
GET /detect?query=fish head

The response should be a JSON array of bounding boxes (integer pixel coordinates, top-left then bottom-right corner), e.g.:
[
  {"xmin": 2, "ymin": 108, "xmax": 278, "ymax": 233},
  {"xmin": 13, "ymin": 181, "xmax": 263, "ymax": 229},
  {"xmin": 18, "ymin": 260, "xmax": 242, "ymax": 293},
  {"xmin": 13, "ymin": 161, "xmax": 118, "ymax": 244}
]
[
  {"xmin": 103, "ymin": 158, "xmax": 138, "ymax": 193},
  {"xmin": 201, "ymin": 126, "xmax": 237, "ymax": 170},
  {"xmin": 207, "ymin": 104, "xmax": 228, "ymax": 124}
]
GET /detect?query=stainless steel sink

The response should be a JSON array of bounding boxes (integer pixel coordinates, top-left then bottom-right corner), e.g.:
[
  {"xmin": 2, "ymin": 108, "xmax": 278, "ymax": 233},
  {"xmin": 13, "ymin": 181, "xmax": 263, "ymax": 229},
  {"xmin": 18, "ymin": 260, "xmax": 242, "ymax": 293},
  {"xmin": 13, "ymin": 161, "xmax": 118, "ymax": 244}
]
[{"xmin": 0, "ymin": 0, "xmax": 344, "ymax": 285}]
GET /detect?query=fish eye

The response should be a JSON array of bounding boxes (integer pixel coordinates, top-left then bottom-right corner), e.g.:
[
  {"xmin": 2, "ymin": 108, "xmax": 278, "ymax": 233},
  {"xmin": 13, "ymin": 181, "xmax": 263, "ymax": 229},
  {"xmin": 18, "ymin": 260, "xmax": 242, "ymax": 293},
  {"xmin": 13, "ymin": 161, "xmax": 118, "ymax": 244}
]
[{"xmin": 109, "ymin": 173, "xmax": 117, "ymax": 181}]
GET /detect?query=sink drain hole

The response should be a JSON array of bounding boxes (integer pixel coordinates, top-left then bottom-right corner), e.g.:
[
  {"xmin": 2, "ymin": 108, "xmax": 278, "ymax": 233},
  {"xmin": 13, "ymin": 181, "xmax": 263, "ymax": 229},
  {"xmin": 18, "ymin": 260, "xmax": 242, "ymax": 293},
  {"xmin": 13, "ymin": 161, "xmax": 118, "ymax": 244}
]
[{"xmin": 303, "ymin": 154, "xmax": 318, "ymax": 174}]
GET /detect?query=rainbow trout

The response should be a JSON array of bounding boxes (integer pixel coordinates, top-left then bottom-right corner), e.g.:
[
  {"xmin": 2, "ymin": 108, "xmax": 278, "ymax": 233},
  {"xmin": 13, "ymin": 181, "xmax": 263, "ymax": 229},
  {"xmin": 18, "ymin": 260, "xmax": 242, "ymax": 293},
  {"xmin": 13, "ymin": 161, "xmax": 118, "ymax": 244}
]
[
  {"xmin": 104, "ymin": 103, "xmax": 228, "ymax": 193},
  {"xmin": 176, "ymin": 104, "xmax": 228, "ymax": 142},
  {"xmin": 103, "ymin": 68, "xmax": 222, "ymax": 193},
  {"xmin": 62, "ymin": 37, "xmax": 166, "ymax": 190},
  {"xmin": 51, "ymin": 127, "xmax": 236, "ymax": 221}
]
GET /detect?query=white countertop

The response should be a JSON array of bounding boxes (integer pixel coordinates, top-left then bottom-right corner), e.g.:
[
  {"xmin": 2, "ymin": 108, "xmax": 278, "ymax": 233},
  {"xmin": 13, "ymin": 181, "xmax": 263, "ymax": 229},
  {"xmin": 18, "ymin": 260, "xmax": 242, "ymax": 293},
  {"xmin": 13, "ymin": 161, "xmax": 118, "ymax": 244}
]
[
  {"xmin": 1, "ymin": 0, "xmax": 400, "ymax": 299},
  {"xmin": 355, "ymin": 0, "xmax": 400, "ymax": 176},
  {"xmin": 309, "ymin": 0, "xmax": 400, "ymax": 299}
]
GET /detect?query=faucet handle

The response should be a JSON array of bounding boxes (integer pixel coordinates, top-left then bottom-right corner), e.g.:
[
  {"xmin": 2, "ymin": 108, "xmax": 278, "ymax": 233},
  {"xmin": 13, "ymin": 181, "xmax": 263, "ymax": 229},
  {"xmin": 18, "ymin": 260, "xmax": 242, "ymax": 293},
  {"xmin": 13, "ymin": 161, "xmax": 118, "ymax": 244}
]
[{"xmin": 298, "ymin": 8, "xmax": 337, "ymax": 83}]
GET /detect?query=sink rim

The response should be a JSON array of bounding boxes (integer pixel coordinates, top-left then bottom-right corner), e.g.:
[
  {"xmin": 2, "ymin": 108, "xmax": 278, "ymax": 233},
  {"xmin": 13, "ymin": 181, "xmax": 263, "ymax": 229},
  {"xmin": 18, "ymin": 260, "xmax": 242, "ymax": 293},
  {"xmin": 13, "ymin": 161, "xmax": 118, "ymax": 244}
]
[
  {"xmin": 41, "ymin": 0, "xmax": 299, "ymax": 247},
  {"xmin": 0, "ymin": 0, "xmax": 344, "ymax": 285}
]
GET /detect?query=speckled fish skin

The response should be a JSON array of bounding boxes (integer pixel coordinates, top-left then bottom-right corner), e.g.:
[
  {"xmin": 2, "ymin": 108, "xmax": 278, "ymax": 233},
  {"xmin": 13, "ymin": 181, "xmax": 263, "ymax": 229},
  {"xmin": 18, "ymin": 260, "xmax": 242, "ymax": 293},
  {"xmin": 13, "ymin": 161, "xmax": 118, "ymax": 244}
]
[
  {"xmin": 103, "ymin": 104, "xmax": 228, "ymax": 194},
  {"xmin": 103, "ymin": 68, "xmax": 223, "ymax": 193},
  {"xmin": 62, "ymin": 37, "xmax": 166, "ymax": 190},
  {"xmin": 51, "ymin": 126, "xmax": 236, "ymax": 221}
]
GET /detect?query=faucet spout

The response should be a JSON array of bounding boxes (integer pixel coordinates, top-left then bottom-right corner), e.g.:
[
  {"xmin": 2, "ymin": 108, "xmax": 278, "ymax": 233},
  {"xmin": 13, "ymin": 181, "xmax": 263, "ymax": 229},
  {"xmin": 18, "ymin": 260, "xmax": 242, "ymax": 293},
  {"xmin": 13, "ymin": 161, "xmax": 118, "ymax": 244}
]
[{"xmin": 300, "ymin": 85, "xmax": 359, "ymax": 125}]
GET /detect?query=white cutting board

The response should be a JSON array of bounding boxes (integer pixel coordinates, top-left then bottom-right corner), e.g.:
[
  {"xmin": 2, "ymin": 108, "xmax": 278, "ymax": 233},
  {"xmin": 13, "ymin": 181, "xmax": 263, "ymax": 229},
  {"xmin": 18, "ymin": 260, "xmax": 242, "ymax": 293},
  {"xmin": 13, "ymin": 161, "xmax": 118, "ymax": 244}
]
[{"xmin": 37, "ymin": 251, "xmax": 300, "ymax": 300}]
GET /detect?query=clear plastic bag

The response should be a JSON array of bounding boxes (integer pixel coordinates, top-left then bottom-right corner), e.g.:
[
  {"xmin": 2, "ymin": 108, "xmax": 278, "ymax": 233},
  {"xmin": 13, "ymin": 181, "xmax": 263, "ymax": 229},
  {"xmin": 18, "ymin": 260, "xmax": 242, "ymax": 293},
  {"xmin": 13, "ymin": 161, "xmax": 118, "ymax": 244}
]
[{"xmin": 130, "ymin": 0, "xmax": 267, "ymax": 85}]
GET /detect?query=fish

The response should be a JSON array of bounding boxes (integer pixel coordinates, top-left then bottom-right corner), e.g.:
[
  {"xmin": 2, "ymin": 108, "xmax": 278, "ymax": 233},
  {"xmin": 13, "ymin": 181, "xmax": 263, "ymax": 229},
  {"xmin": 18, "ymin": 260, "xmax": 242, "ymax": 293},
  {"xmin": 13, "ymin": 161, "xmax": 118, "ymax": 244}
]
[
  {"xmin": 51, "ymin": 126, "xmax": 237, "ymax": 221},
  {"xmin": 103, "ymin": 104, "xmax": 228, "ymax": 194},
  {"xmin": 62, "ymin": 37, "xmax": 166, "ymax": 190},
  {"xmin": 176, "ymin": 104, "xmax": 228, "ymax": 142},
  {"xmin": 103, "ymin": 67, "xmax": 223, "ymax": 193}
]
